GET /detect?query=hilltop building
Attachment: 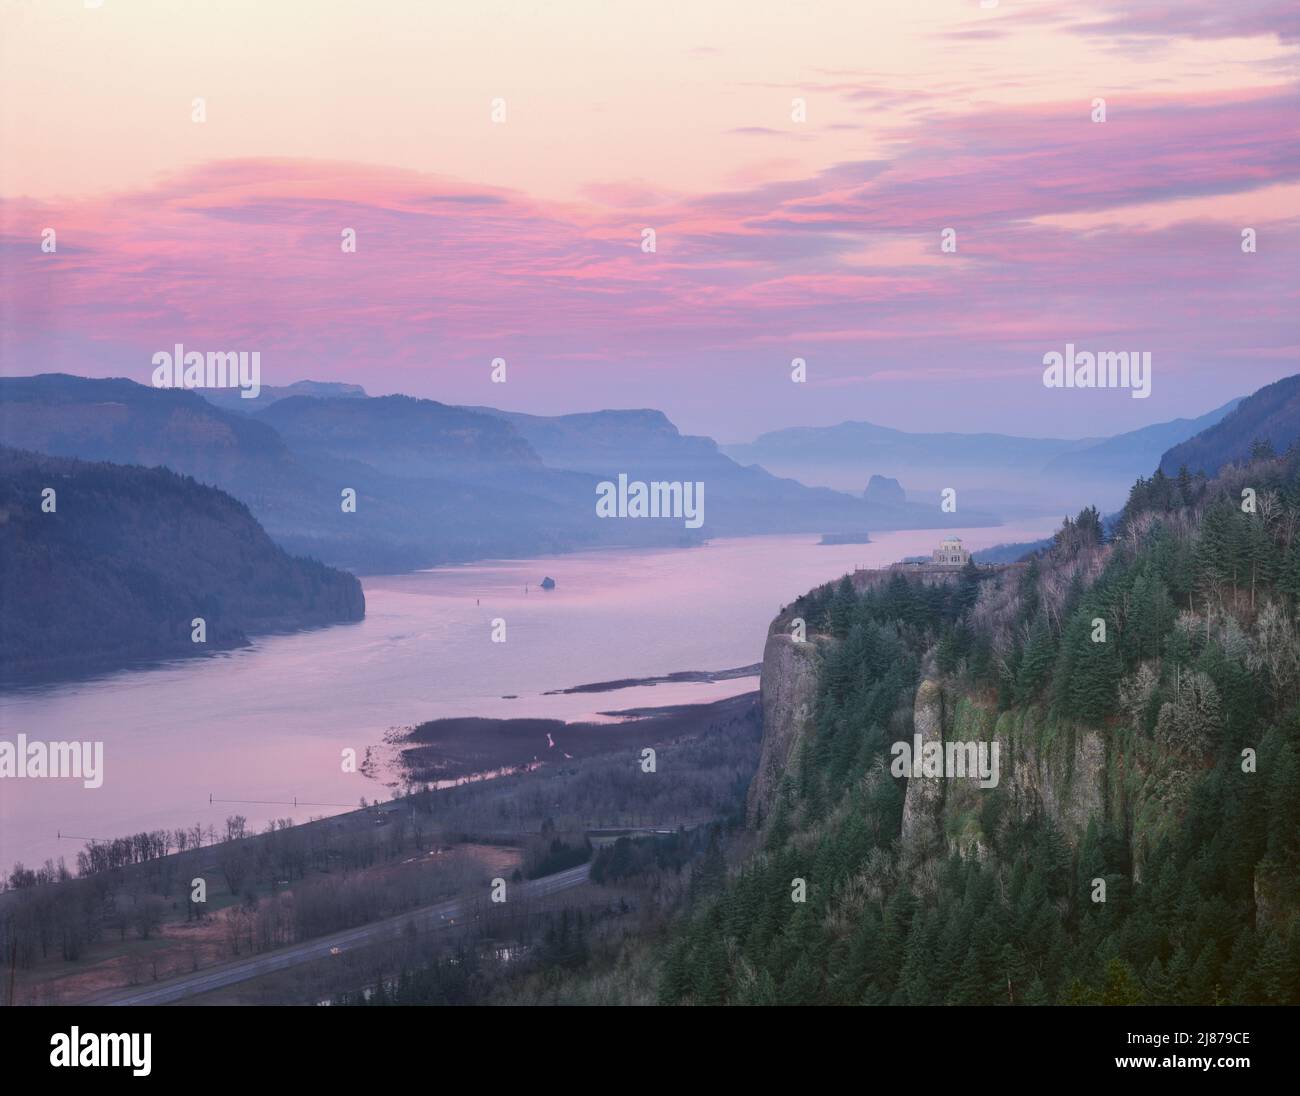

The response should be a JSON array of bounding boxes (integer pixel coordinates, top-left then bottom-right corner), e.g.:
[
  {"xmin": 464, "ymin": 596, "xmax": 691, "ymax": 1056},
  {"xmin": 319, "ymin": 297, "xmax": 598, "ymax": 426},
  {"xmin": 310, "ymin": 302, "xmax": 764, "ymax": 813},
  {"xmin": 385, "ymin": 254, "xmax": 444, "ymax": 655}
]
[{"xmin": 932, "ymin": 536, "xmax": 970, "ymax": 566}]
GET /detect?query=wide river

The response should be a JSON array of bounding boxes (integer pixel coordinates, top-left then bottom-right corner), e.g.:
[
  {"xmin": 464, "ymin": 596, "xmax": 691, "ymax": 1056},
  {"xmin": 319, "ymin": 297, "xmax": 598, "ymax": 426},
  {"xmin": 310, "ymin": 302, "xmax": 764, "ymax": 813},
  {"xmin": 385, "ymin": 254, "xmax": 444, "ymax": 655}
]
[{"xmin": 0, "ymin": 523, "xmax": 1056, "ymax": 869}]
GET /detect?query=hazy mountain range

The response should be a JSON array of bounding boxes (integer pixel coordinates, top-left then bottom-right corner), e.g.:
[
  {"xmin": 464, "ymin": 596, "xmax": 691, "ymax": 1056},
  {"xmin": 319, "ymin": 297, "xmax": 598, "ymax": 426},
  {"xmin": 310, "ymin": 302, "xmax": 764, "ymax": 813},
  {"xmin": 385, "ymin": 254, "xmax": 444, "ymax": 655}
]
[
  {"xmin": 460, "ymin": 405, "xmax": 968, "ymax": 537},
  {"xmin": 199, "ymin": 379, "xmax": 367, "ymax": 413},
  {"xmin": 4, "ymin": 372, "xmax": 1292, "ymax": 580},
  {"xmin": 722, "ymin": 399, "xmax": 1241, "ymax": 517},
  {"xmin": 0, "ymin": 375, "xmax": 987, "ymax": 574}
]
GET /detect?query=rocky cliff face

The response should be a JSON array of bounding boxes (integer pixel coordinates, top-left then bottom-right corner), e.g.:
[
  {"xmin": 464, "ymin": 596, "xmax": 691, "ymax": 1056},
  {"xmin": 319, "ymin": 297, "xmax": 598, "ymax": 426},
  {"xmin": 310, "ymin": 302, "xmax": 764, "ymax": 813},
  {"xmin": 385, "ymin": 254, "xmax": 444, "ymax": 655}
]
[
  {"xmin": 752, "ymin": 615, "xmax": 1120, "ymax": 874},
  {"xmin": 899, "ymin": 678, "xmax": 948, "ymax": 853},
  {"xmin": 752, "ymin": 610, "xmax": 1185, "ymax": 883},
  {"xmin": 747, "ymin": 630, "xmax": 829, "ymax": 827},
  {"xmin": 899, "ymin": 681, "xmax": 1108, "ymax": 863}
]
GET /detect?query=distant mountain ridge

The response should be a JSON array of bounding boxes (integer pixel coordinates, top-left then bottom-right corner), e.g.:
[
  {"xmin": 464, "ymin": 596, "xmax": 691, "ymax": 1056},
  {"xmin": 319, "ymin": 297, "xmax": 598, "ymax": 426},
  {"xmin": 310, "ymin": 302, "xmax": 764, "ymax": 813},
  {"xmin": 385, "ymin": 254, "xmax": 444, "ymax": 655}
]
[
  {"xmin": 0, "ymin": 376, "xmax": 684, "ymax": 572},
  {"xmin": 259, "ymin": 394, "xmax": 542, "ymax": 474},
  {"xmin": 4, "ymin": 373, "xmax": 1270, "ymax": 574},
  {"xmin": 723, "ymin": 399, "xmax": 1241, "ymax": 515},
  {"xmin": 1047, "ymin": 399, "xmax": 1240, "ymax": 477},
  {"xmin": 4, "ymin": 375, "xmax": 993, "ymax": 573},
  {"xmin": 462, "ymin": 404, "xmax": 990, "ymax": 534},
  {"xmin": 727, "ymin": 419, "xmax": 1079, "ymax": 467},
  {"xmin": 0, "ymin": 374, "xmax": 291, "ymax": 480},
  {"xmin": 200, "ymin": 379, "xmax": 367, "ymax": 413}
]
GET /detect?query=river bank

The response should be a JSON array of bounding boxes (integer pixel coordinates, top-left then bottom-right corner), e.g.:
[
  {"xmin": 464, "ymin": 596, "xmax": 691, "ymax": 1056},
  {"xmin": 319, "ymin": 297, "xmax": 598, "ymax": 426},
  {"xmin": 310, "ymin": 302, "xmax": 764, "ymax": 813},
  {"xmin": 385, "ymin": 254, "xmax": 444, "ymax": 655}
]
[{"xmin": 0, "ymin": 524, "xmax": 1059, "ymax": 869}]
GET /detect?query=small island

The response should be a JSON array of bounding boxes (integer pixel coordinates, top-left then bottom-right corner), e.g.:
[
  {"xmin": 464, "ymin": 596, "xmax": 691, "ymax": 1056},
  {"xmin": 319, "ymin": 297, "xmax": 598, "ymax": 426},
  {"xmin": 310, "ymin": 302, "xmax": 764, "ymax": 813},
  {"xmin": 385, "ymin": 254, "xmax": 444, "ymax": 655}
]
[
  {"xmin": 818, "ymin": 532, "xmax": 872, "ymax": 545},
  {"xmin": 540, "ymin": 576, "xmax": 557, "ymax": 590}
]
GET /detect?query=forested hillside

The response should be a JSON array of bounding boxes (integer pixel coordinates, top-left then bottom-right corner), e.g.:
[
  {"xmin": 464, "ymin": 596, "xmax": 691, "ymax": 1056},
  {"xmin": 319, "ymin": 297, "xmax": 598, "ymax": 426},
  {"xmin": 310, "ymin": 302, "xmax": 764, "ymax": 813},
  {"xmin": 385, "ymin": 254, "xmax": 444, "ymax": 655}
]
[
  {"xmin": 0, "ymin": 448, "xmax": 364, "ymax": 681},
  {"xmin": 1160, "ymin": 376, "xmax": 1300, "ymax": 478},
  {"xmin": 661, "ymin": 452, "xmax": 1300, "ymax": 1005}
]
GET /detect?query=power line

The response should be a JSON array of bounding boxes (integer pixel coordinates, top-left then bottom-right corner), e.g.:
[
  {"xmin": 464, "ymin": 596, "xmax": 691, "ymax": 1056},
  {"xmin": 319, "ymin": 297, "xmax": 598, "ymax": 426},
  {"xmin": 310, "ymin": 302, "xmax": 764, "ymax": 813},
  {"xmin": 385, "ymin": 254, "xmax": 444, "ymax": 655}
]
[
  {"xmin": 55, "ymin": 831, "xmax": 115, "ymax": 843},
  {"xmin": 208, "ymin": 793, "xmax": 358, "ymax": 809}
]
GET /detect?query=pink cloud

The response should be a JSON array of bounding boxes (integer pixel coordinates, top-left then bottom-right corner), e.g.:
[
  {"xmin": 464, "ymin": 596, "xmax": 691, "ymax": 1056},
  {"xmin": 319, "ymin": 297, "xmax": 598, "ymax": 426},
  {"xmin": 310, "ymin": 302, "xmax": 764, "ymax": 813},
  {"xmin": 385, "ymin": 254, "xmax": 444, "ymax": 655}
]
[{"xmin": 1, "ymin": 85, "xmax": 1296, "ymax": 438}]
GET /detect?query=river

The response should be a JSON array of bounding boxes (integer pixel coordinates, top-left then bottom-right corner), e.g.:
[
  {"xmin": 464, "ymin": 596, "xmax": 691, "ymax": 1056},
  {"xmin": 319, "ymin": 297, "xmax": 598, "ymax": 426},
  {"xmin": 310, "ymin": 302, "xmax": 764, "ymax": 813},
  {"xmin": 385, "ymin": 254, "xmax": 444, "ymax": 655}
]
[{"xmin": 0, "ymin": 523, "xmax": 1057, "ymax": 869}]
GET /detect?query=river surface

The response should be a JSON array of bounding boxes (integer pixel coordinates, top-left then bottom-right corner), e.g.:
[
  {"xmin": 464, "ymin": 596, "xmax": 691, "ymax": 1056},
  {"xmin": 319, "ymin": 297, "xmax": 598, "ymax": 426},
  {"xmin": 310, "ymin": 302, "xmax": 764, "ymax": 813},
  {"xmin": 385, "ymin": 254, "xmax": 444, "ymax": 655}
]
[{"xmin": 0, "ymin": 523, "xmax": 1056, "ymax": 868}]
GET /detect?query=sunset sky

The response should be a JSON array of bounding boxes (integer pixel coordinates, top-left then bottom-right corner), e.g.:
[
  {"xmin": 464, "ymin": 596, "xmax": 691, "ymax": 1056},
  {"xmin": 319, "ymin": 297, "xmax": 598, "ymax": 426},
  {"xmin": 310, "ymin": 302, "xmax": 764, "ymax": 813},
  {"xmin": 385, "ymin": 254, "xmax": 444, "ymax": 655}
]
[{"xmin": 2, "ymin": 0, "xmax": 1297, "ymax": 439}]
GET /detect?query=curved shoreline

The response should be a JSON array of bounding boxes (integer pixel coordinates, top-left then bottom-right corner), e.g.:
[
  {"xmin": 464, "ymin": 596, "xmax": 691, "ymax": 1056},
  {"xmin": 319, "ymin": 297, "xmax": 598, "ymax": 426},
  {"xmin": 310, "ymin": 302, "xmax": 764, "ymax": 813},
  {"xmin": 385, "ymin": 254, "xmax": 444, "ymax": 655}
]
[{"xmin": 541, "ymin": 663, "xmax": 762, "ymax": 695}]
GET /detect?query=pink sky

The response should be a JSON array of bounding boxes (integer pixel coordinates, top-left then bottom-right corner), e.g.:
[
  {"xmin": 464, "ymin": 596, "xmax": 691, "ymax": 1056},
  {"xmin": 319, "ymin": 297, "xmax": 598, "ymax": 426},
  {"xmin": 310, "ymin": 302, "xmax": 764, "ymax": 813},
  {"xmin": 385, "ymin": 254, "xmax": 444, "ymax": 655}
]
[{"xmin": 1, "ymin": 0, "xmax": 1298, "ymax": 439}]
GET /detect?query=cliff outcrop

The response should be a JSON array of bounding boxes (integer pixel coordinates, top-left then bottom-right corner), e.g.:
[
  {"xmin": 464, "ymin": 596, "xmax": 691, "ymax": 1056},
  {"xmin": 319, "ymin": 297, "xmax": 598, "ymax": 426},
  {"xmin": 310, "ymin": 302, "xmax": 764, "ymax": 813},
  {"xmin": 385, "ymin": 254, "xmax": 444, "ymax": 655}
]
[
  {"xmin": 747, "ymin": 629, "xmax": 831, "ymax": 827},
  {"xmin": 899, "ymin": 681, "xmax": 1108, "ymax": 863}
]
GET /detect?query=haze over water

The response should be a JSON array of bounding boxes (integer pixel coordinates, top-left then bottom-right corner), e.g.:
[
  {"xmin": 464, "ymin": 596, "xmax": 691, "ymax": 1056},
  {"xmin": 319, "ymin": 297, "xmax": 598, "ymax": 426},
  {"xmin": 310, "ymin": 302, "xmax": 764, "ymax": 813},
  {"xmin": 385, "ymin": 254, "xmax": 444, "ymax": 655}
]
[{"xmin": 0, "ymin": 524, "xmax": 1056, "ymax": 868}]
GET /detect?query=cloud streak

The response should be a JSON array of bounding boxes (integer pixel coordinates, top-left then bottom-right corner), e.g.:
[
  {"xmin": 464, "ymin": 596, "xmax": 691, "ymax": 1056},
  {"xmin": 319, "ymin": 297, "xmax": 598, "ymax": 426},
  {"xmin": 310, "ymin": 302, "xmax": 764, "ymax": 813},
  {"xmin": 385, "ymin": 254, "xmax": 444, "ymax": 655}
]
[{"xmin": 2, "ymin": 84, "xmax": 1297, "ymax": 436}]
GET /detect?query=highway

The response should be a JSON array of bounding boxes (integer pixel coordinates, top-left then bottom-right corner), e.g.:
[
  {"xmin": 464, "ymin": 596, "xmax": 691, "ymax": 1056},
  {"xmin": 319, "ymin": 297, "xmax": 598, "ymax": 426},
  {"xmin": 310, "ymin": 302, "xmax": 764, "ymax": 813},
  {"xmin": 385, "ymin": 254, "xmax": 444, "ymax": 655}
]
[{"xmin": 93, "ymin": 862, "xmax": 592, "ymax": 1006}]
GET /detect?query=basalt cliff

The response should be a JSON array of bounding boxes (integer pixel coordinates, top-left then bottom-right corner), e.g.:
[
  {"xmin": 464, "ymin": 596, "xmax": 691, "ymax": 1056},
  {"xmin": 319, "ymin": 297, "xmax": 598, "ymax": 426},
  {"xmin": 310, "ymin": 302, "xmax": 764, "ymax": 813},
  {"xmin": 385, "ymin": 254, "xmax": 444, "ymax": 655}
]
[{"xmin": 669, "ymin": 463, "xmax": 1299, "ymax": 1005}]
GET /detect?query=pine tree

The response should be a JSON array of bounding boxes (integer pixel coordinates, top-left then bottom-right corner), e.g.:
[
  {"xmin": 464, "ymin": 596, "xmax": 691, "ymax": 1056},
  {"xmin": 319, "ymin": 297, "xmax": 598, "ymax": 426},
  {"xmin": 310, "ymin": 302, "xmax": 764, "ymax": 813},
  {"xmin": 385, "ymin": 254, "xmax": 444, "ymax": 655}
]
[
  {"xmin": 1023, "ymin": 976, "xmax": 1051, "ymax": 1005},
  {"xmin": 1015, "ymin": 613, "xmax": 1055, "ymax": 702},
  {"xmin": 1143, "ymin": 957, "xmax": 1172, "ymax": 1004},
  {"xmin": 829, "ymin": 575, "xmax": 856, "ymax": 637},
  {"xmin": 1252, "ymin": 932, "xmax": 1290, "ymax": 1005},
  {"xmin": 1101, "ymin": 957, "xmax": 1142, "ymax": 1005}
]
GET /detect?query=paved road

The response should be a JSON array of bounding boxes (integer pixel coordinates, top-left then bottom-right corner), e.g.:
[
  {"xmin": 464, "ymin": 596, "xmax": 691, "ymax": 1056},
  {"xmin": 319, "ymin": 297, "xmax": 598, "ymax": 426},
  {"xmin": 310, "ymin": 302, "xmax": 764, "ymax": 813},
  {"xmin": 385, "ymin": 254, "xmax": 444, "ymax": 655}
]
[{"xmin": 94, "ymin": 863, "xmax": 592, "ymax": 1006}]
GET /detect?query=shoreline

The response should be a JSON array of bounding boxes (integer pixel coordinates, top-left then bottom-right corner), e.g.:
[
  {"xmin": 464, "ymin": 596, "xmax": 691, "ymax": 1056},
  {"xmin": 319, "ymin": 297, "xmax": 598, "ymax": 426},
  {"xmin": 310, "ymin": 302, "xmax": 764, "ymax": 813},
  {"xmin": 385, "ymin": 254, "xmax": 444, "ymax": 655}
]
[
  {"xmin": 2, "ymin": 524, "xmax": 1063, "ymax": 870},
  {"xmin": 389, "ymin": 691, "xmax": 759, "ymax": 786},
  {"xmin": 541, "ymin": 663, "xmax": 761, "ymax": 695}
]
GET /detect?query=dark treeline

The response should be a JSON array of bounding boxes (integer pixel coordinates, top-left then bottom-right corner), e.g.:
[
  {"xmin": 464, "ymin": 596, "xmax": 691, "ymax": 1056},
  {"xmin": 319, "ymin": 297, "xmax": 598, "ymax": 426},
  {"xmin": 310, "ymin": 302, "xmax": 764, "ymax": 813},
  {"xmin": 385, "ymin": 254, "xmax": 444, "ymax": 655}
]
[
  {"xmin": 590, "ymin": 829, "xmax": 718, "ymax": 886},
  {"xmin": 1, "ymin": 802, "xmax": 453, "ymax": 978},
  {"xmin": 522, "ymin": 838, "xmax": 592, "ymax": 880},
  {"xmin": 0, "ymin": 447, "xmax": 363, "ymax": 681}
]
